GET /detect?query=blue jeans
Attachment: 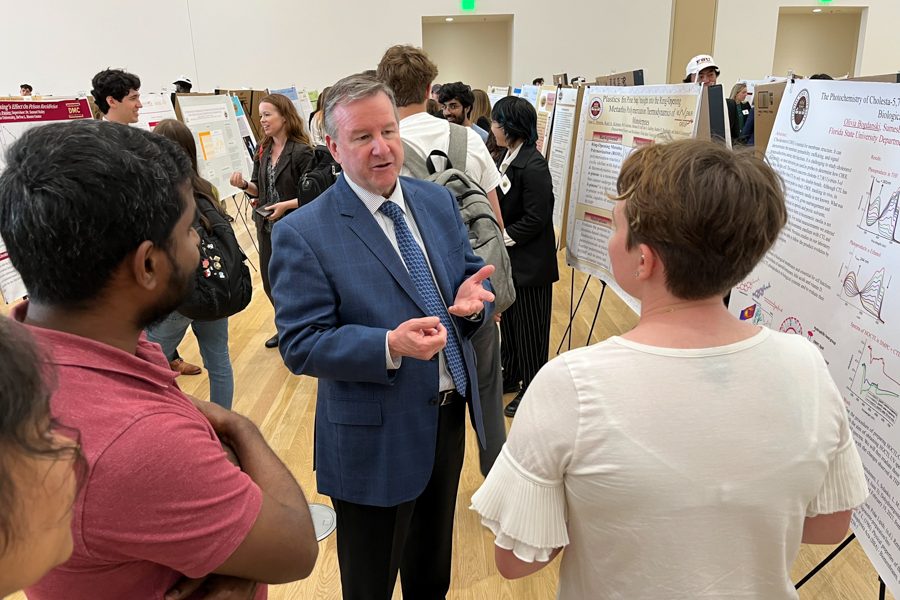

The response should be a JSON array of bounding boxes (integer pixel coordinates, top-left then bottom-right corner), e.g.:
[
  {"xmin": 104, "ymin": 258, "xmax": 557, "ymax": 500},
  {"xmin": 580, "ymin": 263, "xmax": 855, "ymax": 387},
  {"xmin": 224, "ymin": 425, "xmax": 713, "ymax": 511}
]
[{"xmin": 146, "ymin": 312, "xmax": 234, "ymax": 410}]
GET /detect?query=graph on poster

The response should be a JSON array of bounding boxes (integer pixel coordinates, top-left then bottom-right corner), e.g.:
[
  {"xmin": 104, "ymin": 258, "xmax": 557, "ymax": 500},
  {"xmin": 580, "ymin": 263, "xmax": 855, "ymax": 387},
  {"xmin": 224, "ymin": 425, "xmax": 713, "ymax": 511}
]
[
  {"xmin": 859, "ymin": 176, "xmax": 900, "ymax": 243},
  {"xmin": 839, "ymin": 254, "xmax": 890, "ymax": 324},
  {"xmin": 848, "ymin": 340, "xmax": 900, "ymax": 428}
]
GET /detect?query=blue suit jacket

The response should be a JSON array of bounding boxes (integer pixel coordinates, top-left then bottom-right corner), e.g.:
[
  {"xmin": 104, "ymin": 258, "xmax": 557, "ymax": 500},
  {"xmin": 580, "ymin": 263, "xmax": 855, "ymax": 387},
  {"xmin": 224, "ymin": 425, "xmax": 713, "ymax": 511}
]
[{"xmin": 270, "ymin": 174, "xmax": 492, "ymax": 506}]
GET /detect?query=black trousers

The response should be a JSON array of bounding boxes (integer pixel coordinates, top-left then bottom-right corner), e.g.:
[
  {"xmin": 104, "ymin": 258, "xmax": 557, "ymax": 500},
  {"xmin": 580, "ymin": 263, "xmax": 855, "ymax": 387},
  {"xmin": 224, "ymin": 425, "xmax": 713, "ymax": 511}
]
[
  {"xmin": 255, "ymin": 218, "xmax": 274, "ymax": 306},
  {"xmin": 469, "ymin": 320, "xmax": 505, "ymax": 476},
  {"xmin": 500, "ymin": 284, "xmax": 553, "ymax": 390},
  {"xmin": 332, "ymin": 400, "xmax": 465, "ymax": 600}
]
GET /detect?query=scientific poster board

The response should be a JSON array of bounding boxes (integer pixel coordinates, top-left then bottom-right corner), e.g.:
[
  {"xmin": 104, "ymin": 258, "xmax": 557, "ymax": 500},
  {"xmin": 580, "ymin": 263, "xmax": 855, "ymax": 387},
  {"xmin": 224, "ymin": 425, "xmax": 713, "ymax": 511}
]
[
  {"xmin": 229, "ymin": 95, "xmax": 257, "ymax": 158},
  {"xmin": 176, "ymin": 94, "xmax": 253, "ymax": 201},
  {"xmin": 515, "ymin": 84, "xmax": 540, "ymax": 108},
  {"xmin": 269, "ymin": 85, "xmax": 314, "ymax": 123},
  {"xmin": 545, "ymin": 86, "xmax": 582, "ymax": 238},
  {"xmin": 487, "ymin": 85, "xmax": 510, "ymax": 107},
  {"xmin": 536, "ymin": 85, "xmax": 558, "ymax": 157},
  {"xmin": 0, "ymin": 97, "xmax": 93, "ymax": 303},
  {"xmin": 565, "ymin": 84, "xmax": 703, "ymax": 313},
  {"xmin": 594, "ymin": 69, "xmax": 645, "ymax": 87},
  {"xmin": 753, "ymin": 81, "xmax": 788, "ymax": 157},
  {"xmin": 134, "ymin": 92, "xmax": 177, "ymax": 131},
  {"xmin": 216, "ymin": 89, "xmax": 267, "ymax": 142},
  {"xmin": 728, "ymin": 79, "xmax": 900, "ymax": 598}
]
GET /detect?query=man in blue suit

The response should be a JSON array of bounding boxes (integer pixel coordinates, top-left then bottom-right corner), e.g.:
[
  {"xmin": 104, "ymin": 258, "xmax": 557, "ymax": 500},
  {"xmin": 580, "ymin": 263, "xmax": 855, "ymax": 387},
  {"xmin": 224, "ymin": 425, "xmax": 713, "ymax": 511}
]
[{"xmin": 269, "ymin": 74, "xmax": 495, "ymax": 600}]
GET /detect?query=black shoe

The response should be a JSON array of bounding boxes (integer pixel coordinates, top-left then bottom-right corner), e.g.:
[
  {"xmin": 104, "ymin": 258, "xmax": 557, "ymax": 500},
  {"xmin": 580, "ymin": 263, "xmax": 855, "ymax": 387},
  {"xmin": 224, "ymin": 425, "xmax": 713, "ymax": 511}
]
[
  {"xmin": 502, "ymin": 379, "xmax": 521, "ymax": 394},
  {"xmin": 504, "ymin": 390, "xmax": 525, "ymax": 418},
  {"xmin": 264, "ymin": 334, "xmax": 279, "ymax": 348}
]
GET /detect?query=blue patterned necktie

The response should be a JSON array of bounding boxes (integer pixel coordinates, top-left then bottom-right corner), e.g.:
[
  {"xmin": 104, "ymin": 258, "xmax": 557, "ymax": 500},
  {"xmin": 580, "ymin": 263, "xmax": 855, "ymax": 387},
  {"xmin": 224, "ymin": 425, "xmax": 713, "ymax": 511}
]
[{"xmin": 379, "ymin": 200, "xmax": 467, "ymax": 396}]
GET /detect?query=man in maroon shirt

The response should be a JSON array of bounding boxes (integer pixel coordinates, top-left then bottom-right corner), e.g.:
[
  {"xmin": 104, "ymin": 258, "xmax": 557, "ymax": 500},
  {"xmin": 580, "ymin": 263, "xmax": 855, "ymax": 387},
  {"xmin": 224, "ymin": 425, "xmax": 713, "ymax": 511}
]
[{"xmin": 0, "ymin": 120, "xmax": 318, "ymax": 599}]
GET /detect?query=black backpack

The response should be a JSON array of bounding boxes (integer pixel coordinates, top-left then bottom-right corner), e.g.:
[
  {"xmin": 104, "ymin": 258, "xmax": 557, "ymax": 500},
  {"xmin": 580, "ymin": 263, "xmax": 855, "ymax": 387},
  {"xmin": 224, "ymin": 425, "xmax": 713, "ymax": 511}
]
[
  {"xmin": 298, "ymin": 145, "xmax": 341, "ymax": 206},
  {"xmin": 177, "ymin": 196, "xmax": 253, "ymax": 321}
]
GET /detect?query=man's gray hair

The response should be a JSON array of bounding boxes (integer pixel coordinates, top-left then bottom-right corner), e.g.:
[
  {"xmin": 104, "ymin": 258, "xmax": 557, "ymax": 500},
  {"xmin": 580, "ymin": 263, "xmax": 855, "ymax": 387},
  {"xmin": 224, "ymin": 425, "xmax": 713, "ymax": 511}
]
[{"xmin": 323, "ymin": 74, "xmax": 399, "ymax": 140}]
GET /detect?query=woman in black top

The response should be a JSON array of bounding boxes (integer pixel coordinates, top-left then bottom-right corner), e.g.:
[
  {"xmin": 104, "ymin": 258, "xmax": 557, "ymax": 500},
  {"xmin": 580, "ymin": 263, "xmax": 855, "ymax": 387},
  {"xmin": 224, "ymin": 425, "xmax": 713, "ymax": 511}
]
[
  {"xmin": 490, "ymin": 96, "xmax": 560, "ymax": 417},
  {"xmin": 231, "ymin": 93, "xmax": 314, "ymax": 348}
]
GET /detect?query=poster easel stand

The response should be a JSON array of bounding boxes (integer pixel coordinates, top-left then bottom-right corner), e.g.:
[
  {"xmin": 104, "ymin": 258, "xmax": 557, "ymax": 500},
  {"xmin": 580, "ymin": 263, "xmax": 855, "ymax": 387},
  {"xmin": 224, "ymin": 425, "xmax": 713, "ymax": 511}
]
[
  {"xmin": 555, "ymin": 274, "xmax": 608, "ymax": 354},
  {"xmin": 794, "ymin": 533, "xmax": 855, "ymax": 589},
  {"xmin": 793, "ymin": 532, "xmax": 887, "ymax": 598}
]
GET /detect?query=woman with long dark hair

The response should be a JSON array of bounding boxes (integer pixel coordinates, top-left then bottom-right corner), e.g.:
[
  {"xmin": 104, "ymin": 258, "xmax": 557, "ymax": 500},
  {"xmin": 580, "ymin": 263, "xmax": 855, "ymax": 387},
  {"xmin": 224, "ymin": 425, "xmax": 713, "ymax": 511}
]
[
  {"xmin": 490, "ymin": 96, "xmax": 559, "ymax": 417},
  {"xmin": 0, "ymin": 317, "xmax": 82, "ymax": 596},
  {"xmin": 146, "ymin": 119, "xmax": 237, "ymax": 409},
  {"xmin": 230, "ymin": 93, "xmax": 314, "ymax": 348}
]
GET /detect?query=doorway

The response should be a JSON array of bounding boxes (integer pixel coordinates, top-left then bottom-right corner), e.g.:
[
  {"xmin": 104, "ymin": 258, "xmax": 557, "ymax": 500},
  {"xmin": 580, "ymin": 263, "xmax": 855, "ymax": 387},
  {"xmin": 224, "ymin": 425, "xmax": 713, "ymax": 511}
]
[
  {"xmin": 772, "ymin": 7, "xmax": 863, "ymax": 79},
  {"xmin": 421, "ymin": 14, "xmax": 513, "ymax": 90}
]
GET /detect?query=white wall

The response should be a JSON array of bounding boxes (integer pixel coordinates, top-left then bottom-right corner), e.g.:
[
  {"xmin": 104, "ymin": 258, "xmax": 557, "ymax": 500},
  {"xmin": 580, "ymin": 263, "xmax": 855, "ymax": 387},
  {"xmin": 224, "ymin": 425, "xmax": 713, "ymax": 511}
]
[
  {"xmin": 2, "ymin": 0, "xmax": 195, "ymax": 97},
  {"xmin": 772, "ymin": 13, "xmax": 861, "ymax": 78},
  {"xmin": 2, "ymin": 0, "xmax": 673, "ymax": 96},
  {"xmin": 423, "ymin": 20, "xmax": 512, "ymax": 90},
  {"xmin": 8, "ymin": 0, "xmax": 898, "ymax": 99},
  {"xmin": 715, "ymin": 0, "xmax": 900, "ymax": 84}
]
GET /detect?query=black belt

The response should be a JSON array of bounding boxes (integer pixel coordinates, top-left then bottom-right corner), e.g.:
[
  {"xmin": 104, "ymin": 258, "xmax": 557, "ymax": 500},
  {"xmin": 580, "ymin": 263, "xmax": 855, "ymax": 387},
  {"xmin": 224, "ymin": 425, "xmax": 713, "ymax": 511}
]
[{"xmin": 438, "ymin": 389, "xmax": 463, "ymax": 406}]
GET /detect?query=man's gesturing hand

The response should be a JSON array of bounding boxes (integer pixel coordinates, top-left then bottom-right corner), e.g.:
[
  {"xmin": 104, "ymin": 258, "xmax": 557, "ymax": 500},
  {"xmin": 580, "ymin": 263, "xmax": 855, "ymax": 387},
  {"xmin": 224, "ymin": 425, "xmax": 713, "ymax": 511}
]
[
  {"xmin": 449, "ymin": 265, "xmax": 495, "ymax": 317},
  {"xmin": 388, "ymin": 317, "xmax": 447, "ymax": 361}
]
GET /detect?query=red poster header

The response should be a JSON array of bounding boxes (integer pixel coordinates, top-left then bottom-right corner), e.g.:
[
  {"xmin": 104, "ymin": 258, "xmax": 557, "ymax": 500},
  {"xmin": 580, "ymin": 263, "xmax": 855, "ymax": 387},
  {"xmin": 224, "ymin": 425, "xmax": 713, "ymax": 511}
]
[{"xmin": 0, "ymin": 98, "xmax": 92, "ymax": 124}]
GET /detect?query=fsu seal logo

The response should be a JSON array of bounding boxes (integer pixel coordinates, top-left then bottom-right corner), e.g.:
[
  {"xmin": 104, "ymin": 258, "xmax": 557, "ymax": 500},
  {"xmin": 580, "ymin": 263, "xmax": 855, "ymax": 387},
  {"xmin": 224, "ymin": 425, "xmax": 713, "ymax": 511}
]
[
  {"xmin": 589, "ymin": 98, "xmax": 603, "ymax": 120},
  {"xmin": 791, "ymin": 89, "xmax": 810, "ymax": 132}
]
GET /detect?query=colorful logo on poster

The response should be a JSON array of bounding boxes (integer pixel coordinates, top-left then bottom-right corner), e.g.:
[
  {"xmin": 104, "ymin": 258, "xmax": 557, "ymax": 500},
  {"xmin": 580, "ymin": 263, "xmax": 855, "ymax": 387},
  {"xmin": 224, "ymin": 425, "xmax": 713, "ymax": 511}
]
[
  {"xmin": 739, "ymin": 304, "xmax": 757, "ymax": 320},
  {"xmin": 589, "ymin": 98, "xmax": 603, "ymax": 120},
  {"xmin": 791, "ymin": 89, "xmax": 810, "ymax": 132}
]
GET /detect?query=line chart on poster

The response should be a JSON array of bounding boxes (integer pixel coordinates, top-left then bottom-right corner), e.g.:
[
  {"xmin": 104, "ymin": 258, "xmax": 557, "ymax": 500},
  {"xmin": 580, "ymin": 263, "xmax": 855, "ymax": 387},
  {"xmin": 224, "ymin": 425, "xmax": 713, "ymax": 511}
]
[
  {"xmin": 858, "ymin": 176, "xmax": 900, "ymax": 243},
  {"xmin": 839, "ymin": 257, "xmax": 890, "ymax": 324},
  {"xmin": 848, "ymin": 339, "xmax": 900, "ymax": 427}
]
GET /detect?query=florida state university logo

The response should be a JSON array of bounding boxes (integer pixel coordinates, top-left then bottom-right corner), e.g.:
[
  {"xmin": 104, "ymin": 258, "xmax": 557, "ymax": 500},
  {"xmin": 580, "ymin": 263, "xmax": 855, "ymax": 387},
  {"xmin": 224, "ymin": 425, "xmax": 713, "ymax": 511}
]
[{"xmin": 791, "ymin": 89, "xmax": 810, "ymax": 132}]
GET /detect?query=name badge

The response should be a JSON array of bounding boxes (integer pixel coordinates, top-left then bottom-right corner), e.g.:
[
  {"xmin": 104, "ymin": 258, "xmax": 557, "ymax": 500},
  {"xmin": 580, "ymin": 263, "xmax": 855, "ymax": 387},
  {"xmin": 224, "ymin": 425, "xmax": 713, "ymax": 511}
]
[
  {"xmin": 500, "ymin": 174, "xmax": 512, "ymax": 194},
  {"xmin": 742, "ymin": 108, "xmax": 750, "ymax": 115}
]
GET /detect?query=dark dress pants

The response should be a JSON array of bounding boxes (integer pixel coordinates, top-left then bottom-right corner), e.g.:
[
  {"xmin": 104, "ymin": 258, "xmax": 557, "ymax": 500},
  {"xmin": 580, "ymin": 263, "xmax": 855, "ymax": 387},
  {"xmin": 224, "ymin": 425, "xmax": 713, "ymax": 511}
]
[{"xmin": 331, "ymin": 399, "xmax": 465, "ymax": 600}]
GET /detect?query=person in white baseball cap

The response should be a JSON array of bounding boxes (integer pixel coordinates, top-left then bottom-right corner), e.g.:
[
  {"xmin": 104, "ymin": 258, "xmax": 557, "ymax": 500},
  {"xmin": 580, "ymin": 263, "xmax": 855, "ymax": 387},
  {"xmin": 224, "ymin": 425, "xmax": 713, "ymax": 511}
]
[
  {"xmin": 683, "ymin": 54, "xmax": 720, "ymax": 86},
  {"xmin": 173, "ymin": 75, "xmax": 193, "ymax": 94}
]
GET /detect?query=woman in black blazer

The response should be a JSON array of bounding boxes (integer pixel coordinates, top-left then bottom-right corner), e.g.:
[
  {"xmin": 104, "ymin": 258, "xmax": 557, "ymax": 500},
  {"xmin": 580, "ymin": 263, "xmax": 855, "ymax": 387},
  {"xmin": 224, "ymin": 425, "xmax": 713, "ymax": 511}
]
[
  {"xmin": 230, "ymin": 93, "xmax": 314, "ymax": 347},
  {"xmin": 491, "ymin": 96, "xmax": 560, "ymax": 417}
]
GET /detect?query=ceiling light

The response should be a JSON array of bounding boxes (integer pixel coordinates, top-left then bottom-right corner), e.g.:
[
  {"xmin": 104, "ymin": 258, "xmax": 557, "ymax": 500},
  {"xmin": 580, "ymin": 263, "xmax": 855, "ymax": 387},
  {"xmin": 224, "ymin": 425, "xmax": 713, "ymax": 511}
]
[
  {"xmin": 813, "ymin": 8, "xmax": 822, "ymax": 12},
  {"xmin": 446, "ymin": 17, "xmax": 454, "ymax": 22}
]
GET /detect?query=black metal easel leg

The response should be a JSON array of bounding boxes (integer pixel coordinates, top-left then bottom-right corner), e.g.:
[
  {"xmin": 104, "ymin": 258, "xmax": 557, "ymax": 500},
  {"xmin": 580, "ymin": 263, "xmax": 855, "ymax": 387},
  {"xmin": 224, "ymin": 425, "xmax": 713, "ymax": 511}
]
[
  {"xmin": 556, "ymin": 270, "xmax": 591, "ymax": 354},
  {"xmin": 795, "ymin": 533, "xmax": 856, "ymax": 589},
  {"xmin": 585, "ymin": 282, "xmax": 607, "ymax": 346}
]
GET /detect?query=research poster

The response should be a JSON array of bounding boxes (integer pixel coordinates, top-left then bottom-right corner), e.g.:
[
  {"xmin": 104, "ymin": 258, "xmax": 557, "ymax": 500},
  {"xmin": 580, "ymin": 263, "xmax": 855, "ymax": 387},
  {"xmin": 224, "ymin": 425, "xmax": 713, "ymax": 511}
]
[
  {"xmin": 177, "ymin": 94, "xmax": 252, "ymax": 201},
  {"xmin": 545, "ymin": 87, "xmax": 580, "ymax": 234},
  {"xmin": 536, "ymin": 85, "xmax": 558, "ymax": 157},
  {"xmin": 0, "ymin": 97, "xmax": 93, "ymax": 303},
  {"xmin": 728, "ymin": 80, "xmax": 900, "ymax": 596},
  {"xmin": 487, "ymin": 85, "xmax": 509, "ymax": 107},
  {"xmin": 230, "ymin": 95, "xmax": 257, "ymax": 158},
  {"xmin": 134, "ymin": 93, "xmax": 177, "ymax": 131},
  {"xmin": 515, "ymin": 84, "xmax": 540, "ymax": 108},
  {"xmin": 565, "ymin": 84, "xmax": 702, "ymax": 313},
  {"xmin": 269, "ymin": 85, "xmax": 313, "ymax": 123}
]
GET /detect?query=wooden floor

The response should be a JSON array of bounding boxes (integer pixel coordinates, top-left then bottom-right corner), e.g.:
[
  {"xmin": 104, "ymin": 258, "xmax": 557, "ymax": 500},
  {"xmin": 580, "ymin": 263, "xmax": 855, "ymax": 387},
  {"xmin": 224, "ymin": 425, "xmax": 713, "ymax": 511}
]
[{"xmin": 4, "ymin": 206, "xmax": 893, "ymax": 599}]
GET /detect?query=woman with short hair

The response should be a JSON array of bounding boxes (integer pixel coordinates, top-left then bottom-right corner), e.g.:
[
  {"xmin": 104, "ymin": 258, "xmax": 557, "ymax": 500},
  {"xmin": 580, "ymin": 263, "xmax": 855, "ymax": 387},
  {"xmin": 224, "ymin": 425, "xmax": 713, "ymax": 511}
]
[{"xmin": 472, "ymin": 139, "xmax": 869, "ymax": 599}]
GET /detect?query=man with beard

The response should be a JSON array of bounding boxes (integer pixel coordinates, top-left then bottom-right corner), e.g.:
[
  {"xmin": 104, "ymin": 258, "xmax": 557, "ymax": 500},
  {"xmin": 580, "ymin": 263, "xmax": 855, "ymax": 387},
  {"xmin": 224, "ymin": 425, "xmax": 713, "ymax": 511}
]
[
  {"xmin": 0, "ymin": 120, "xmax": 318, "ymax": 600},
  {"xmin": 438, "ymin": 81, "xmax": 489, "ymax": 143}
]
